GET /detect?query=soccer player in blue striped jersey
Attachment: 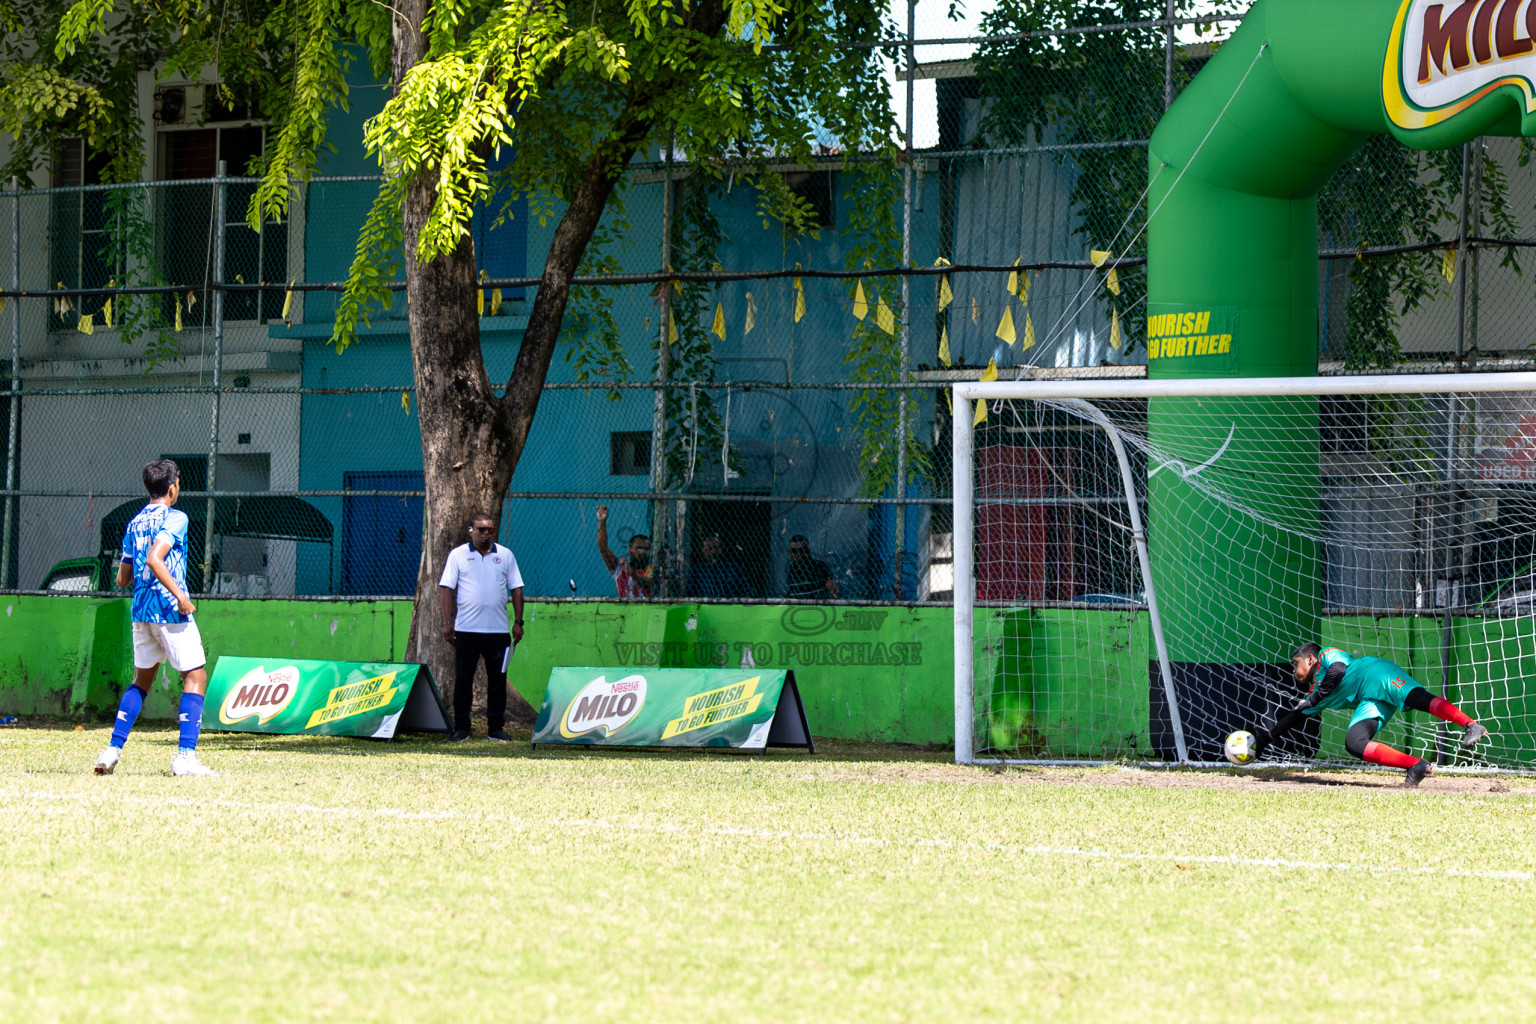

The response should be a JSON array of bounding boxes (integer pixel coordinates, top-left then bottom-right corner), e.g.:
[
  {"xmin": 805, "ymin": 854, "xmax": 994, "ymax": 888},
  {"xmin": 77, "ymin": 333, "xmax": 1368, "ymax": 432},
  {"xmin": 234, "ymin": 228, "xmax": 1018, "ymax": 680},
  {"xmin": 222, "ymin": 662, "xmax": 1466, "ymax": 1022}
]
[
  {"xmin": 93, "ymin": 459, "xmax": 216, "ymax": 776},
  {"xmin": 1251, "ymin": 642, "xmax": 1488, "ymax": 787}
]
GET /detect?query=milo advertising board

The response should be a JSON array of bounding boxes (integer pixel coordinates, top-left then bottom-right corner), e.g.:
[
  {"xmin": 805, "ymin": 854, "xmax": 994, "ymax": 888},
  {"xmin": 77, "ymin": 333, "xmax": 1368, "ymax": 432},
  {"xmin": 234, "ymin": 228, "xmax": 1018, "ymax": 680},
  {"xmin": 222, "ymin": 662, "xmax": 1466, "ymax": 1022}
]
[
  {"xmin": 204, "ymin": 656, "xmax": 451, "ymax": 739},
  {"xmin": 532, "ymin": 668, "xmax": 813, "ymax": 752}
]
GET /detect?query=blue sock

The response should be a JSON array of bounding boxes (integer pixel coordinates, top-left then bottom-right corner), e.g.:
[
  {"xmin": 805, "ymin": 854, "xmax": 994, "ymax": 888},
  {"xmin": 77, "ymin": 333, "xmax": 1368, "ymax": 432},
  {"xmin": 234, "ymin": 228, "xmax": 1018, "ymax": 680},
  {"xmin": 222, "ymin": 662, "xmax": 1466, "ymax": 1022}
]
[
  {"xmin": 178, "ymin": 692, "xmax": 205, "ymax": 753},
  {"xmin": 110, "ymin": 686, "xmax": 146, "ymax": 749}
]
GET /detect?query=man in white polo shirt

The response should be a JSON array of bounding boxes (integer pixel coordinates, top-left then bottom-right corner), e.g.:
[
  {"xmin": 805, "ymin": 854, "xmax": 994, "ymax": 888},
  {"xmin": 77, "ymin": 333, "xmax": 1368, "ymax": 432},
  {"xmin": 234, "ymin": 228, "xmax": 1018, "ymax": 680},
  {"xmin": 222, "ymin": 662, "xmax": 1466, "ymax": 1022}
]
[{"xmin": 438, "ymin": 512, "xmax": 525, "ymax": 742}]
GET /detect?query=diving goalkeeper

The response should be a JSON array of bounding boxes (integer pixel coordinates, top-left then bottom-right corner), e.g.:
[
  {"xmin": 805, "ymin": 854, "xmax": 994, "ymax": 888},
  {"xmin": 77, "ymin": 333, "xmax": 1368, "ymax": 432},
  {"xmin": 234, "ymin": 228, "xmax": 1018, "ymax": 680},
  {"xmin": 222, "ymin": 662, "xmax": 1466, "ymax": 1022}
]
[{"xmin": 1252, "ymin": 642, "xmax": 1489, "ymax": 787}]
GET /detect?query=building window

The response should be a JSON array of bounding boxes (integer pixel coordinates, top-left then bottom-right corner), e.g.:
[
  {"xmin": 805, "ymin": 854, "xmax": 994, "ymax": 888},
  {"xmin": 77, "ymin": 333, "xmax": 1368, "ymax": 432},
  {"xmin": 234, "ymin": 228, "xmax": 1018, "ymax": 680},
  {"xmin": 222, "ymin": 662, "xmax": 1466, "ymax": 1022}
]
[
  {"xmin": 610, "ymin": 432, "xmax": 651, "ymax": 476},
  {"xmin": 50, "ymin": 139, "xmax": 117, "ymax": 331},
  {"xmin": 785, "ymin": 170, "xmax": 835, "ymax": 231},
  {"xmin": 158, "ymin": 87, "xmax": 287, "ymax": 323}
]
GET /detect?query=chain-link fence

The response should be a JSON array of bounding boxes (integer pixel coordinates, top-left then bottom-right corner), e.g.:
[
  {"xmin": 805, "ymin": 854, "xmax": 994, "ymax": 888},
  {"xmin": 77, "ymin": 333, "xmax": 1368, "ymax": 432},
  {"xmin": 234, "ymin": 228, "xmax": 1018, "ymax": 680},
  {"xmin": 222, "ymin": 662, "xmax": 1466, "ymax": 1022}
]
[{"xmin": 6, "ymin": 0, "xmax": 1536, "ymax": 602}]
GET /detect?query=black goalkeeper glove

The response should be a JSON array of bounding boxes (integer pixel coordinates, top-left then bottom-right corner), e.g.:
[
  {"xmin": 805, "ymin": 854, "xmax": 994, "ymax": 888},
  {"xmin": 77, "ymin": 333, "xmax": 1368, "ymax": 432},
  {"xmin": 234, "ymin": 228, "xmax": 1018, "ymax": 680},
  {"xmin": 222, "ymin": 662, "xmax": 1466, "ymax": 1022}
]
[{"xmin": 1251, "ymin": 728, "xmax": 1270, "ymax": 758}]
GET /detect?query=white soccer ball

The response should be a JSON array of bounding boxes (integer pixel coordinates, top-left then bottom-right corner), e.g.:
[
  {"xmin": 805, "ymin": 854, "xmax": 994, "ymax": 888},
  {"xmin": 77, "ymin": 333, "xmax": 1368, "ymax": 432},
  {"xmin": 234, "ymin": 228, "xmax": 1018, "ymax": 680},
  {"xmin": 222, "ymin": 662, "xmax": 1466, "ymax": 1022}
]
[{"xmin": 1224, "ymin": 730, "xmax": 1257, "ymax": 766}]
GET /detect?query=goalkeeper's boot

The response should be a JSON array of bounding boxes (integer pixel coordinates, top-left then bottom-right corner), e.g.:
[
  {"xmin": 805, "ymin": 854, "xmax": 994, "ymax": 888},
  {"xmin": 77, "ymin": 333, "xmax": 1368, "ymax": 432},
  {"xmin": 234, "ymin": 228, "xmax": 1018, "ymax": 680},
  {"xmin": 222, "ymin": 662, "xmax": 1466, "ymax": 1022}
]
[
  {"xmin": 1461, "ymin": 722, "xmax": 1489, "ymax": 750},
  {"xmin": 1403, "ymin": 758, "xmax": 1433, "ymax": 789},
  {"xmin": 93, "ymin": 746, "xmax": 120, "ymax": 775},
  {"xmin": 171, "ymin": 751, "xmax": 217, "ymax": 777}
]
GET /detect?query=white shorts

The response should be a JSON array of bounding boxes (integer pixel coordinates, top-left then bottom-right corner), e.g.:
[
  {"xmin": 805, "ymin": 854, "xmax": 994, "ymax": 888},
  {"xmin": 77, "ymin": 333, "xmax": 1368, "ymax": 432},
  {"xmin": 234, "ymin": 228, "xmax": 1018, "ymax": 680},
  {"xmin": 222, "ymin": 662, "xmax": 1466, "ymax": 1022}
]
[{"xmin": 132, "ymin": 621, "xmax": 207, "ymax": 673}]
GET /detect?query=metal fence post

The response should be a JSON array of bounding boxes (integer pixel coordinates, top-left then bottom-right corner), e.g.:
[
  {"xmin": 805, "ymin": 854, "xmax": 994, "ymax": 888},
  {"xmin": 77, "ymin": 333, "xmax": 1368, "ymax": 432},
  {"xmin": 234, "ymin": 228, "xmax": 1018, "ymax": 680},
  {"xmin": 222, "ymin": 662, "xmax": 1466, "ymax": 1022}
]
[
  {"xmin": 204, "ymin": 161, "xmax": 226, "ymax": 594},
  {"xmin": 1164, "ymin": 0, "xmax": 1177, "ymax": 109},
  {"xmin": 1, "ymin": 178, "xmax": 19, "ymax": 590},
  {"xmin": 894, "ymin": 0, "xmax": 916, "ymax": 601},
  {"xmin": 650, "ymin": 136, "xmax": 674, "ymax": 596}
]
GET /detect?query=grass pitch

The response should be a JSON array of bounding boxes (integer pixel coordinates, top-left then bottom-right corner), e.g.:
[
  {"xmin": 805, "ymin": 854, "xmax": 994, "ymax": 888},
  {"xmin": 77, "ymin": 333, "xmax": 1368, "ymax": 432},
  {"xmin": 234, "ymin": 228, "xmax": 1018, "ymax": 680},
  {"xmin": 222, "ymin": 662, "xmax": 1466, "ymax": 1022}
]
[{"xmin": 3, "ymin": 724, "xmax": 1534, "ymax": 1023}]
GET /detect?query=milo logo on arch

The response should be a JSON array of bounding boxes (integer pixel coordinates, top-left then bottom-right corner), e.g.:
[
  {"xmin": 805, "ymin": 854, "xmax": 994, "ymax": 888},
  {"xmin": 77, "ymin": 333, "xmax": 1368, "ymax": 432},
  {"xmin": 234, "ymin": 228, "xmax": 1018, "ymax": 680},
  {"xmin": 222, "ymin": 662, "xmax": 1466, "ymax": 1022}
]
[
  {"xmin": 219, "ymin": 665, "xmax": 300, "ymax": 725},
  {"xmin": 559, "ymin": 674, "xmax": 648, "ymax": 738},
  {"xmin": 1386, "ymin": 0, "xmax": 1536, "ymax": 133}
]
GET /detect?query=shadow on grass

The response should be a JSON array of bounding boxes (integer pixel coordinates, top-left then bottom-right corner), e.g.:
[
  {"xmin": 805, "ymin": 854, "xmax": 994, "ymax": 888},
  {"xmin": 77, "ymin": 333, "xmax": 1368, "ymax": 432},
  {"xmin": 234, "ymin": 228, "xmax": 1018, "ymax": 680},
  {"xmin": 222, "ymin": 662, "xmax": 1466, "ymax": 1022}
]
[{"xmin": 36, "ymin": 719, "xmax": 949, "ymax": 765}]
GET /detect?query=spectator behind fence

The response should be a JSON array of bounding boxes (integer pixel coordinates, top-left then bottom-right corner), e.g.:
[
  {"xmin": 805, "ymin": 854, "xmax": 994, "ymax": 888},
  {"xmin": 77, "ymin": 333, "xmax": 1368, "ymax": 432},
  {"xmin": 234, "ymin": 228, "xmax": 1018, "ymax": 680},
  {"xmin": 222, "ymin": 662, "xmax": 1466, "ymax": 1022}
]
[
  {"xmin": 686, "ymin": 534, "xmax": 750, "ymax": 598},
  {"xmin": 439, "ymin": 512, "xmax": 525, "ymax": 742},
  {"xmin": 786, "ymin": 534, "xmax": 838, "ymax": 600},
  {"xmin": 596, "ymin": 505, "xmax": 654, "ymax": 600}
]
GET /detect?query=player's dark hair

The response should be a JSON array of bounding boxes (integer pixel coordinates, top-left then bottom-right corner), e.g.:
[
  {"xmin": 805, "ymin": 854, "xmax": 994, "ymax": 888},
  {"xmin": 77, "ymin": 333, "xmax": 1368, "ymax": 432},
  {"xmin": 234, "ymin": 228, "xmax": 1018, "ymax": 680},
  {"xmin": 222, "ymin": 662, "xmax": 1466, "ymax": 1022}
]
[
  {"xmin": 468, "ymin": 512, "xmax": 494, "ymax": 528},
  {"xmin": 629, "ymin": 533, "xmax": 650, "ymax": 545},
  {"xmin": 143, "ymin": 459, "xmax": 179, "ymax": 498},
  {"xmin": 1291, "ymin": 641, "xmax": 1321, "ymax": 662}
]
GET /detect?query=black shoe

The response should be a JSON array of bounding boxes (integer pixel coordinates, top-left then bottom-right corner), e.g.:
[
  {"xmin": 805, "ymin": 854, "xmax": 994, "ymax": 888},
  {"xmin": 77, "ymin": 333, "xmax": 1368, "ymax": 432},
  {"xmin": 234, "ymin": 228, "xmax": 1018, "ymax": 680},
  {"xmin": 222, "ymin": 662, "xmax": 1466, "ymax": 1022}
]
[
  {"xmin": 1404, "ymin": 759, "xmax": 1432, "ymax": 789},
  {"xmin": 448, "ymin": 729, "xmax": 471, "ymax": 743},
  {"xmin": 1462, "ymin": 722, "xmax": 1489, "ymax": 749},
  {"xmin": 487, "ymin": 729, "xmax": 513, "ymax": 742}
]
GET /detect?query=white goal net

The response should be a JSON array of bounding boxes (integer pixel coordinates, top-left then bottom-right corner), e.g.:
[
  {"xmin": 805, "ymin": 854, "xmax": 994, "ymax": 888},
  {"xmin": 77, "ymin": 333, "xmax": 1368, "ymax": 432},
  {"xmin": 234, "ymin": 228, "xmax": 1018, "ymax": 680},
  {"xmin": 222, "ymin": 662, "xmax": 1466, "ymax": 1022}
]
[{"xmin": 952, "ymin": 373, "xmax": 1536, "ymax": 768}]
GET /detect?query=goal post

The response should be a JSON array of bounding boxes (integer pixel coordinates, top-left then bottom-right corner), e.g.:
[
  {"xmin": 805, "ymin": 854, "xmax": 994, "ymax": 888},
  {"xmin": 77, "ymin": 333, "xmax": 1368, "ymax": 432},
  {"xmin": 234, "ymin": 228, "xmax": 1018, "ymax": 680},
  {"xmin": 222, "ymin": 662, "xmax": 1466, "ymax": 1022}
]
[{"xmin": 953, "ymin": 372, "xmax": 1536, "ymax": 767}]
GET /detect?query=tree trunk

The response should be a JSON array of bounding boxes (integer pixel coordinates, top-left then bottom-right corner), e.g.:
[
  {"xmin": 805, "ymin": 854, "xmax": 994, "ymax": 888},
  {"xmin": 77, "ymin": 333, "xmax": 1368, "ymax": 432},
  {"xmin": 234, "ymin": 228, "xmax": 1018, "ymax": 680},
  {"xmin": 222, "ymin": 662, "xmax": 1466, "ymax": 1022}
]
[
  {"xmin": 391, "ymin": 0, "xmax": 730, "ymax": 725},
  {"xmin": 392, "ymin": 0, "xmax": 534, "ymax": 725}
]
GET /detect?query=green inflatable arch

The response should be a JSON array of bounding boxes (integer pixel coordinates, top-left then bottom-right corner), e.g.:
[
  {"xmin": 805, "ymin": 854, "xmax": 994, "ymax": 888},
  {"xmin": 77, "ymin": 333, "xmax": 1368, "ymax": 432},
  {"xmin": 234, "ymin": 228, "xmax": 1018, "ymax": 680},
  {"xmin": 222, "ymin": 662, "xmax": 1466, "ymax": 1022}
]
[{"xmin": 1145, "ymin": 0, "xmax": 1532, "ymax": 754}]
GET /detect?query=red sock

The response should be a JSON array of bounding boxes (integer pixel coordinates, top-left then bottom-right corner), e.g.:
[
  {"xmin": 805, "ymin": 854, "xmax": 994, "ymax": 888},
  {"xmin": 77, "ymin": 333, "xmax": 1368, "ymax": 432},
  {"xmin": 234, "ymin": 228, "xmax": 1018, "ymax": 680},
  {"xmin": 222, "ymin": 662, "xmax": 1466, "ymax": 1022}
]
[
  {"xmin": 1362, "ymin": 740, "xmax": 1421, "ymax": 770},
  {"xmin": 1427, "ymin": 696, "xmax": 1473, "ymax": 727}
]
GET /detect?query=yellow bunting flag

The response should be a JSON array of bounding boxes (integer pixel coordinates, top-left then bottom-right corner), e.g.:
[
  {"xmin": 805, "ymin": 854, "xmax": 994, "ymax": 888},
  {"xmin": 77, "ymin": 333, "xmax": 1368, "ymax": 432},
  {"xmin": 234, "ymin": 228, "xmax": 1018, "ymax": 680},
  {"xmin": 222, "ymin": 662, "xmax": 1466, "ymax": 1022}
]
[
  {"xmin": 939, "ymin": 326, "xmax": 951, "ymax": 367},
  {"xmin": 491, "ymin": 288, "xmax": 503, "ymax": 316},
  {"xmin": 1022, "ymin": 312, "xmax": 1036, "ymax": 350},
  {"xmin": 668, "ymin": 312, "xmax": 678, "ymax": 344},
  {"xmin": 102, "ymin": 298, "xmax": 112, "ymax": 329},
  {"xmin": 477, "ymin": 289, "xmax": 484, "ymax": 315},
  {"xmin": 973, "ymin": 357, "xmax": 999, "ymax": 426},
  {"xmin": 175, "ymin": 297, "xmax": 183, "ymax": 332},
  {"xmin": 1007, "ymin": 258, "xmax": 1023, "ymax": 296},
  {"xmin": 970, "ymin": 295, "xmax": 980, "ymax": 324},
  {"xmin": 78, "ymin": 314, "xmax": 93, "ymax": 335},
  {"xmin": 1090, "ymin": 249, "xmax": 1111, "ymax": 268},
  {"xmin": 1018, "ymin": 267, "xmax": 1031, "ymax": 305},
  {"xmin": 1106, "ymin": 268, "xmax": 1120, "ymax": 296},
  {"xmin": 282, "ymin": 280, "xmax": 295, "ymax": 319},
  {"xmin": 401, "ymin": 391, "xmax": 410, "ymax": 414},
  {"xmin": 187, "ymin": 290, "xmax": 196, "ymax": 311},
  {"xmin": 875, "ymin": 295, "xmax": 896, "ymax": 335},
  {"xmin": 935, "ymin": 256, "xmax": 953, "ymax": 311},
  {"xmin": 794, "ymin": 276, "xmax": 805, "ymax": 323},
  {"xmin": 1109, "ymin": 307, "xmax": 1121, "ymax": 350},
  {"xmin": 852, "ymin": 280, "xmax": 869, "ymax": 320},
  {"xmin": 996, "ymin": 305, "xmax": 1016, "ymax": 345},
  {"xmin": 1442, "ymin": 249, "xmax": 1457, "ymax": 283},
  {"xmin": 712, "ymin": 302, "xmax": 726, "ymax": 340},
  {"xmin": 744, "ymin": 292, "xmax": 757, "ymax": 335}
]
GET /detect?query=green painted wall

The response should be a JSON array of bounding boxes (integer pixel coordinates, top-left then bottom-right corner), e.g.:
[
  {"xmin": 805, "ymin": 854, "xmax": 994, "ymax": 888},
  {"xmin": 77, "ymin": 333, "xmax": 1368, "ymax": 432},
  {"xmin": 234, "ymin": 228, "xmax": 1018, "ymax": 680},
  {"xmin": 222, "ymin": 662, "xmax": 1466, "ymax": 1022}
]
[
  {"xmin": 0, "ymin": 597, "xmax": 953, "ymax": 744},
  {"xmin": 5, "ymin": 595, "xmax": 1535, "ymax": 759}
]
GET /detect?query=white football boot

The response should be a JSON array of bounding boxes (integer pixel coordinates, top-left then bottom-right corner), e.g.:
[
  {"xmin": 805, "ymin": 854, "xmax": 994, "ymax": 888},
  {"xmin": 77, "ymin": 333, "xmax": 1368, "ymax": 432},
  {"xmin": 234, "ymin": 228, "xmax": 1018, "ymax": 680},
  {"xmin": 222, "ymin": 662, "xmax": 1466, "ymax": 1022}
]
[
  {"xmin": 170, "ymin": 751, "xmax": 217, "ymax": 777},
  {"xmin": 94, "ymin": 747, "xmax": 120, "ymax": 775}
]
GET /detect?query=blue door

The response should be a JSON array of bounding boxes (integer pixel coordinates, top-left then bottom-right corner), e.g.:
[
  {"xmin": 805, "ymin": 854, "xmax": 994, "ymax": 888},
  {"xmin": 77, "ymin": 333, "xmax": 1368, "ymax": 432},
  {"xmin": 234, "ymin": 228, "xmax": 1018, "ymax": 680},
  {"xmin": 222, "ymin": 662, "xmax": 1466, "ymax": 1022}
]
[{"xmin": 342, "ymin": 471, "xmax": 424, "ymax": 596}]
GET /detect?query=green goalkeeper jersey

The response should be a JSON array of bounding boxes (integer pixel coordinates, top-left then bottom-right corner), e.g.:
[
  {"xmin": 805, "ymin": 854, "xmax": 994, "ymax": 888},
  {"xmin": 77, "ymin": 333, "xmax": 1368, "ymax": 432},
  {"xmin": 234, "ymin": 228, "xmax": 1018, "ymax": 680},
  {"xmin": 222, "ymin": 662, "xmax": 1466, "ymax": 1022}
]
[{"xmin": 1301, "ymin": 647, "xmax": 1421, "ymax": 716}]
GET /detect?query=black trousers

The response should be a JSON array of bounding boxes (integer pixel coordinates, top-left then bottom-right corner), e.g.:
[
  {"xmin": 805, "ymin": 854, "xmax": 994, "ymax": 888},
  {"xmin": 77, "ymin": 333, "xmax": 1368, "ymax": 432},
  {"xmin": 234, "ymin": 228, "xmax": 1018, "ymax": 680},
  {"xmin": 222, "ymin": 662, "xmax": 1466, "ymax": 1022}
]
[{"xmin": 453, "ymin": 631, "xmax": 512, "ymax": 732}]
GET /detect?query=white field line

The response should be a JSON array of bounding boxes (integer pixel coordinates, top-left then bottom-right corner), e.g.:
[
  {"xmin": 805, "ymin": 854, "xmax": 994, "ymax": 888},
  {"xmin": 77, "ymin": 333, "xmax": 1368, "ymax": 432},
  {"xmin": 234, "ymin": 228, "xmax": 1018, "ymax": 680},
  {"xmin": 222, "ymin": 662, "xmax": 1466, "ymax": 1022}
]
[{"xmin": 5, "ymin": 788, "xmax": 1532, "ymax": 882}]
